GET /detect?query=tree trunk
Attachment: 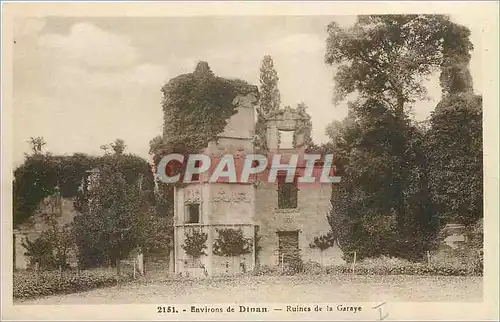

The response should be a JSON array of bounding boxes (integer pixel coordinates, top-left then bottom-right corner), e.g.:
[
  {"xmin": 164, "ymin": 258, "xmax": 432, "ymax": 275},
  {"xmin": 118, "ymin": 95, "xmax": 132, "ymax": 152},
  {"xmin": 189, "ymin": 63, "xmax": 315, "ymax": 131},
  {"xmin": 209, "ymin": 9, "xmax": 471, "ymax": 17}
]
[{"xmin": 395, "ymin": 91, "xmax": 405, "ymax": 118}]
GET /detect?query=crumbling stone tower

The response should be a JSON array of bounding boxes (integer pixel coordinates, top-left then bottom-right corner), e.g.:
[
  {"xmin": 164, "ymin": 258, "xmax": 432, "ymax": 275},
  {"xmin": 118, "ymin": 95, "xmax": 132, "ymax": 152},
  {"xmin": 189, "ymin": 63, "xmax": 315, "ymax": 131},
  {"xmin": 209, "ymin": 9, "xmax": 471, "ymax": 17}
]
[{"xmin": 254, "ymin": 106, "xmax": 344, "ymax": 269}]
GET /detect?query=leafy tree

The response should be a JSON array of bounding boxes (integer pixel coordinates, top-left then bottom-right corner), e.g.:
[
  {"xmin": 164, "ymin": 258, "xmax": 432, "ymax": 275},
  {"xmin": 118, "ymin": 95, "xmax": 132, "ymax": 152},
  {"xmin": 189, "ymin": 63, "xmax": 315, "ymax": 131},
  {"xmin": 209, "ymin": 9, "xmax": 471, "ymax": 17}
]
[
  {"xmin": 181, "ymin": 229, "xmax": 208, "ymax": 259},
  {"xmin": 100, "ymin": 144, "xmax": 111, "ymax": 155},
  {"xmin": 254, "ymin": 55, "xmax": 281, "ymax": 151},
  {"xmin": 259, "ymin": 55, "xmax": 281, "ymax": 114},
  {"xmin": 212, "ymin": 228, "xmax": 252, "ymax": 257},
  {"xmin": 21, "ymin": 191, "xmax": 75, "ymax": 271},
  {"xmin": 72, "ymin": 162, "xmax": 147, "ymax": 274},
  {"xmin": 22, "ymin": 236, "xmax": 55, "ymax": 270},
  {"xmin": 309, "ymin": 232, "xmax": 335, "ymax": 266},
  {"xmin": 324, "ymin": 15, "xmax": 472, "ymax": 260},
  {"xmin": 327, "ymin": 102, "xmax": 436, "ymax": 260},
  {"xmin": 325, "ymin": 15, "xmax": 471, "ymax": 116},
  {"xmin": 426, "ymin": 13, "xmax": 482, "ymax": 229},
  {"xmin": 110, "ymin": 138, "xmax": 126, "ymax": 155},
  {"xmin": 439, "ymin": 21, "xmax": 474, "ymax": 95},
  {"xmin": 27, "ymin": 136, "xmax": 46, "ymax": 155},
  {"xmin": 134, "ymin": 206, "xmax": 173, "ymax": 257},
  {"xmin": 40, "ymin": 213, "xmax": 75, "ymax": 270},
  {"xmin": 13, "ymin": 154, "xmax": 59, "ymax": 226},
  {"xmin": 13, "ymin": 150, "xmax": 154, "ymax": 227},
  {"xmin": 426, "ymin": 89, "xmax": 482, "ymax": 227}
]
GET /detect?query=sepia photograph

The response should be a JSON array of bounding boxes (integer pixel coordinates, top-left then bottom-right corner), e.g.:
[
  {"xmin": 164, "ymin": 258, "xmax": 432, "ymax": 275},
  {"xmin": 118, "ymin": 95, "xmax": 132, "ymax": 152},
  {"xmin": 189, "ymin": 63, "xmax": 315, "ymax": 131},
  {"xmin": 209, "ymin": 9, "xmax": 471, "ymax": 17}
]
[{"xmin": 2, "ymin": 2, "xmax": 498, "ymax": 321}]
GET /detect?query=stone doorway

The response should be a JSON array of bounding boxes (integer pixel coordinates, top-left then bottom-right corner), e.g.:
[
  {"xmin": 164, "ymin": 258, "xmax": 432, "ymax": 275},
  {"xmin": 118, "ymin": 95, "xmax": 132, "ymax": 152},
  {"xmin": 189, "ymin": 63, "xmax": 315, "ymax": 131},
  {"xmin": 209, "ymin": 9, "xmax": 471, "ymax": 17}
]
[{"xmin": 277, "ymin": 230, "xmax": 301, "ymax": 270}]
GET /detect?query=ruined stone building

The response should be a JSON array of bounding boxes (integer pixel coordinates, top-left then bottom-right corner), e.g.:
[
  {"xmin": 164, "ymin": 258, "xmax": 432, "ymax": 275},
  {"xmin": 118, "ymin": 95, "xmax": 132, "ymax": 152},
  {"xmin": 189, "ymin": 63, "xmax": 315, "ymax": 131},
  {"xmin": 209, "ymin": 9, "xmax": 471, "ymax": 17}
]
[
  {"xmin": 13, "ymin": 188, "xmax": 79, "ymax": 270},
  {"xmin": 172, "ymin": 86, "xmax": 344, "ymax": 277},
  {"xmin": 13, "ymin": 71, "xmax": 344, "ymax": 275}
]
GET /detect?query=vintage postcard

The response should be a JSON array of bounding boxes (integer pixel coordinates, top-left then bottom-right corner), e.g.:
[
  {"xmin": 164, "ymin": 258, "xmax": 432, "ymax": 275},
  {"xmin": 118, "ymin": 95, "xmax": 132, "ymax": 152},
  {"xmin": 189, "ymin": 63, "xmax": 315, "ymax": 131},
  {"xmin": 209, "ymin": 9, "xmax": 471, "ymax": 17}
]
[{"xmin": 1, "ymin": 1, "xmax": 499, "ymax": 321}]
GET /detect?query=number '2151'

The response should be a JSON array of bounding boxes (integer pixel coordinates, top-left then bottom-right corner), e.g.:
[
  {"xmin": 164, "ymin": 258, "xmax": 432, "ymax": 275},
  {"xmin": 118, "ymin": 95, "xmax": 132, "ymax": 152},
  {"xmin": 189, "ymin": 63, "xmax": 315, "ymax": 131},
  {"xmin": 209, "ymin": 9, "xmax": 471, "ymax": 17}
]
[{"xmin": 157, "ymin": 306, "xmax": 178, "ymax": 313}]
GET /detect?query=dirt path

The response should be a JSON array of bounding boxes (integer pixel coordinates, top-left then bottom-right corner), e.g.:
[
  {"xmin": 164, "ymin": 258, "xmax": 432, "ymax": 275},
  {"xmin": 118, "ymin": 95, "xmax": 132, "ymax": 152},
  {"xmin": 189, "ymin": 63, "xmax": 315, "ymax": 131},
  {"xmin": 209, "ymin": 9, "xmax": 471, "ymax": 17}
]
[{"xmin": 16, "ymin": 275, "xmax": 483, "ymax": 305}]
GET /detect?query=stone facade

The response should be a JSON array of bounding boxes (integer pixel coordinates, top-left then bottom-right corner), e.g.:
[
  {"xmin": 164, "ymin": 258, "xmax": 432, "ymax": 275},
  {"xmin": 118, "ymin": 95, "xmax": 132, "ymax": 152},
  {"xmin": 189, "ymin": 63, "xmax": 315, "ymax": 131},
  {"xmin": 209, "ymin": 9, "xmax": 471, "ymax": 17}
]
[
  {"xmin": 13, "ymin": 195, "xmax": 79, "ymax": 270},
  {"xmin": 172, "ymin": 91, "xmax": 344, "ymax": 276}
]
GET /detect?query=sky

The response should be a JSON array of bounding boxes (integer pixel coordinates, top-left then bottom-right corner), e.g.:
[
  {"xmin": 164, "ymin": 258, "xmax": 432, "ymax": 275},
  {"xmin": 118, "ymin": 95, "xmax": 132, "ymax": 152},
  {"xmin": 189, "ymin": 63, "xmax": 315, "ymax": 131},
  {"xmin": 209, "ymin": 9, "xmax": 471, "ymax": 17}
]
[{"xmin": 12, "ymin": 15, "xmax": 483, "ymax": 167}]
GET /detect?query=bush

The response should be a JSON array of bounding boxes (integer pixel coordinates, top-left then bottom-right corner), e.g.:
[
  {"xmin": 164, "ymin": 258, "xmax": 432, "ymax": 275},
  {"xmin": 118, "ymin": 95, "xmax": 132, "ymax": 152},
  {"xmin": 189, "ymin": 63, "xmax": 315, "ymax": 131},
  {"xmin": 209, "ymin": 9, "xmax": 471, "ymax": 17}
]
[
  {"xmin": 302, "ymin": 261, "xmax": 323, "ymax": 275},
  {"xmin": 324, "ymin": 262, "xmax": 482, "ymax": 276},
  {"xmin": 250, "ymin": 254, "xmax": 483, "ymax": 277},
  {"xmin": 13, "ymin": 269, "xmax": 129, "ymax": 300},
  {"xmin": 357, "ymin": 255, "xmax": 412, "ymax": 267},
  {"xmin": 252, "ymin": 265, "xmax": 282, "ymax": 276},
  {"xmin": 321, "ymin": 255, "xmax": 482, "ymax": 276},
  {"xmin": 212, "ymin": 228, "xmax": 252, "ymax": 257}
]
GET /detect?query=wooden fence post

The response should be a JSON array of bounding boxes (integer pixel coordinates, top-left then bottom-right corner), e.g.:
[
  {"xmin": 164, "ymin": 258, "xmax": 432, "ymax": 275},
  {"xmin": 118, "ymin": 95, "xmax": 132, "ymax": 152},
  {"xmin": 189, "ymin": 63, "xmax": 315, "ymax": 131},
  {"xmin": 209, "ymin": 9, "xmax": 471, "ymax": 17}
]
[
  {"xmin": 35, "ymin": 262, "xmax": 39, "ymax": 286},
  {"xmin": 352, "ymin": 251, "xmax": 357, "ymax": 274}
]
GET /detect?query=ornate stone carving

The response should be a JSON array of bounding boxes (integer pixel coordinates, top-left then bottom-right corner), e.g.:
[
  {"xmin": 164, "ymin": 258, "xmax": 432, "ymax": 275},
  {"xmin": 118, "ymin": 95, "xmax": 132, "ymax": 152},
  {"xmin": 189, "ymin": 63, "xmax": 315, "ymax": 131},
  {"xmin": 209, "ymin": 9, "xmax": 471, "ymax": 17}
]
[
  {"xmin": 212, "ymin": 189, "xmax": 251, "ymax": 203},
  {"xmin": 184, "ymin": 187, "xmax": 202, "ymax": 204}
]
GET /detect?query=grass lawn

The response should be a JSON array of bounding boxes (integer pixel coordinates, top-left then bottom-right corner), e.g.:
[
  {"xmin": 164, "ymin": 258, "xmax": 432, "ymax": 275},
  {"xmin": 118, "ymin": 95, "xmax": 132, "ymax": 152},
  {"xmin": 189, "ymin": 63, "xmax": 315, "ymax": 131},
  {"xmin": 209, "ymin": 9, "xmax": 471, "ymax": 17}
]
[{"xmin": 15, "ymin": 274, "xmax": 482, "ymax": 304}]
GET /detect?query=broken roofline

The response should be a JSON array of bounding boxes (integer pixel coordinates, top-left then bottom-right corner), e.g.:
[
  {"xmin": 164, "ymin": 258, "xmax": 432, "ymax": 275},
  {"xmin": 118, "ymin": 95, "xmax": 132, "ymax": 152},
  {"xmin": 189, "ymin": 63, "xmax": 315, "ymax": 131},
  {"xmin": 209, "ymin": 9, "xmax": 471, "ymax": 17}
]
[{"xmin": 156, "ymin": 153, "xmax": 341, "ymax": 184}]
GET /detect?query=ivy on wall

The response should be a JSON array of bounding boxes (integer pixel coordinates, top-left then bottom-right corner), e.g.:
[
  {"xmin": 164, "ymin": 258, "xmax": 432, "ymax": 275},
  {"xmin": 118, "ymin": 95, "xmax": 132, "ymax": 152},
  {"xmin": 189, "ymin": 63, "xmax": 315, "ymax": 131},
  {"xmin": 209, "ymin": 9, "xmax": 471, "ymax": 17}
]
[
  {"xmin": 150, "ymin": 61, "xmax": 258, "ymax": 162},
  {"xmin": 212, "ymin": 228, "xmax": 252, "ymax": 257},
  {"xmin": 181, "ymin": 229, "xmax": 208, "ymax": 259},
  {"xmin": 13, "ymin": 153, "xmax": 155, "ymax": 227}
]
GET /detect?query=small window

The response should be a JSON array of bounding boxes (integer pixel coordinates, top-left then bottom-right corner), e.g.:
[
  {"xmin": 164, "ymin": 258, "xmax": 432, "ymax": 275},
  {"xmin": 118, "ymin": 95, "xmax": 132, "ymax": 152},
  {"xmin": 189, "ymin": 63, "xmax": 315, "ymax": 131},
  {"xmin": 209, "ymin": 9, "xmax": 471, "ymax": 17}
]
[
  {"xmin": 278, "ymin": 130, "xmax": 294, "ymax": 149},
  {"xmin": 277, "ymin": 175, "xmax": 298, "ymax": 209},
  {"xmin": 186, "ymin": 204, "xmax": 200, "ymax": 224}
]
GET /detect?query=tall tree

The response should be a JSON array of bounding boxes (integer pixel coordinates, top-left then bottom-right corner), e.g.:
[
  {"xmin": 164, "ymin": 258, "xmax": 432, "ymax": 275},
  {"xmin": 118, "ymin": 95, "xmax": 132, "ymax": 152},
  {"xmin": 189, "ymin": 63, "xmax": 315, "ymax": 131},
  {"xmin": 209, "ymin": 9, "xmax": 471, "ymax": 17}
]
[
  {"xmin": 73, "ymin": 162, "xmax": 147, "ymax": 273},
  {"xmin": 324, "ymin": 15, "xmax": 472, "ymax": 260},
  {"xmin": 255, "ymin": 55, "xmax": 281, "ymax": 151},
  {"xmin": 439, "ymin": 21, "xmax": 474, "ymax": 95},
  {"xmin": 426, "ymin": 95, "xmax": 482, "ymax": 227},
  {"xmin": 325, "ymin": 15, "xmax": 470, "ymax": 116},
  {"xmin": 259, "ymin": 55, "xmax": 281, "ymax": 114},
  {"xmin": 427, "ymin": 29, "xmax": 482, "ymax": 228}
]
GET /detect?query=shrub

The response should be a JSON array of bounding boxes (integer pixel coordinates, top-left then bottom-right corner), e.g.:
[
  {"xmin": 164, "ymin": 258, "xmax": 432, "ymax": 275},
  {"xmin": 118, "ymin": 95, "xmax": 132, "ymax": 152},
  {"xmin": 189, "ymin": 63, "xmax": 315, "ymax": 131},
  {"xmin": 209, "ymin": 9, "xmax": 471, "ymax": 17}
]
[
  {"xmin": 212, "ymin": 228, "xmax": 252, "ymax": 257},
  {"xmin": 322, "ymin": 255, "xmax": 483, "ymax": 277},
  {"xmin": 357, "ymin": 255, "xmax": 412, "ymax": 267},
  {"xmin": 181, "ymin": 229, "xmax": 208, "ymax": 259},
  {"xmin": 13, "ymin": 269, "xmax": 130, "ymax": 300},
  {"xmin": 302, "ymin": 261, "xmax": 323, "ymax": 275},
  {"xmin": 431, "ymin": 246, "xmax": 482, "ymax": 271},
  {"xmin": 324, "ymin": 262, "xmax": 482, "ymax": 276},
  {"xmin": 282, "ymin": 254, "xmax": 303, "ymax": 275},
  {"xmin": 22, "ymin": 236, "xmax": 56, "ymax": 270},
  {"xmin": 252, "ymin": 265, "xmax": 282, "ymax": 276}
]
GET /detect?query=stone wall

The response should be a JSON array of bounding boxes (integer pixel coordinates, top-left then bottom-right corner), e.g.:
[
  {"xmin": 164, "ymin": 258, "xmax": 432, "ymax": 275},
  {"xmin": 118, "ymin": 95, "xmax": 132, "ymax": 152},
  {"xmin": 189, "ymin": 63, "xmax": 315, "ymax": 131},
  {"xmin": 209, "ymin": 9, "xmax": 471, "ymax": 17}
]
[
  {"xmin": 173, "ymin": 223, "xmax": 256, "ymax": 276},
  {"xmin": 14, "ymin": 197, "xmax": 79, "ymax": 270},
  {"xmin": 255, "ymin": 181, "xmax": 344, "ymax": 267}
]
